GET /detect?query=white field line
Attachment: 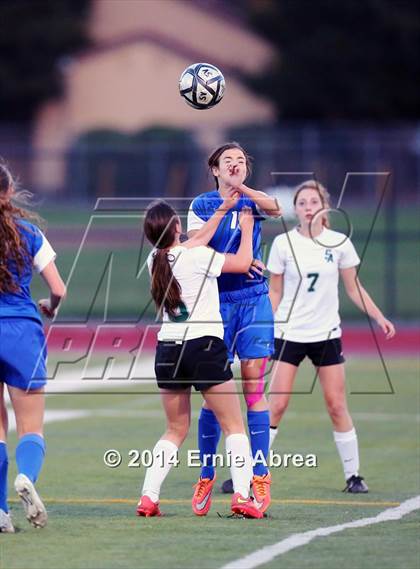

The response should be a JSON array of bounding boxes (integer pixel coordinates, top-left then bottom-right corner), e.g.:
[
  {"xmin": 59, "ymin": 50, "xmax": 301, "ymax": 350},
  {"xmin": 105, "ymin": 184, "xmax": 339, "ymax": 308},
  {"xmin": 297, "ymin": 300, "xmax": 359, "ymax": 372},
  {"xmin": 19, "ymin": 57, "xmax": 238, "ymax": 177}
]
[
  {"xmin": 8, "ymin": 410, "xmax": 90, "ymax": 433},
  {"xmin": 3, "ymin": 358, "xmax": 157, "ymax": 401},
  {"xmin": 220, "ymin": 496, "xmax": 420, "ymax": 569},
  {"xmin": 43, "ymin": 357, "xmax": 156, "ymax": 392}
]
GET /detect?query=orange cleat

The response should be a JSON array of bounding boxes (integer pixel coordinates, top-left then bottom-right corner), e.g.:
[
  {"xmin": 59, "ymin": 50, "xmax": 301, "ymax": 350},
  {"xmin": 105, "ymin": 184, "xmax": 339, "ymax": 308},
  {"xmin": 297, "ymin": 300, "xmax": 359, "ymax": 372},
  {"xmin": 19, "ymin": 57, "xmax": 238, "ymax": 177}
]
[
  {"xmin": 136, "ymin": 495, "xmax": 161, "ymax": 517},
  {"xmin": 231, "ymin": 493, "xmax": 264, "ymax": 519},
  {"xmin": 192, "ymin": 476, "xmax": 216, "ymax": 516},
  {"xmin": 251, "ymin": 472, "xmax": 272, "ymax": 513}
]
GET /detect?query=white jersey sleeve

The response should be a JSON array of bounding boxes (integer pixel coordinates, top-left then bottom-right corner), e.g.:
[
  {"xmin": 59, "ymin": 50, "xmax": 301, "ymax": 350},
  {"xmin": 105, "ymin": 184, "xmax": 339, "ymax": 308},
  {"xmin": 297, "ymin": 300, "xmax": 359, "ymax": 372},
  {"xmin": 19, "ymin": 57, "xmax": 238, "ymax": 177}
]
[
  {"xmin": 192, "ymin": 246, "xmax": 225, "ymax": 277},
  {"xmin": 187, "ymin": 202, "xmax": 206, "ymax": 232},
  {"xmin": 267, "ymin": 235, "xmax": 287, "ymax": 274},
  {"xmin": 33, "ymin": 231, "xmax": 57, "ymax": 273},
  {"xmin": 338, "ymin": 238, "xmax": 360, "ymax": 269}
]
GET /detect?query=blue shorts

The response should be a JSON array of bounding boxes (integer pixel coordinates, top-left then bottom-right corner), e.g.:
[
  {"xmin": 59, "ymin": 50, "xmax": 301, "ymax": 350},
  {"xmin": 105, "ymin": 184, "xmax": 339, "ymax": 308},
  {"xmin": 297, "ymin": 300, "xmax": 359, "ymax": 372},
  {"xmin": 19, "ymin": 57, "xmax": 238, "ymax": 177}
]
[
  {"xmin": 220, "ymin": 293, "xmax": 274, "ymax": 361},
  {"xmin": 0, "ymin": 318, "xmax": 47, "ymax": 391}
]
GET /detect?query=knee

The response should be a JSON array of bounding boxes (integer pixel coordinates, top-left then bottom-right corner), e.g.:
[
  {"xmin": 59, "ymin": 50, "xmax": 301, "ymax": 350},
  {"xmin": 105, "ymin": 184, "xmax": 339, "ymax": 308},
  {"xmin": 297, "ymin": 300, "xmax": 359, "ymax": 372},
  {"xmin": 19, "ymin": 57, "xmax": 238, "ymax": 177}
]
[
  {"xmin": 221, "ymin": 421, "xmax": 245, "ymax": 438},
  {"xmin": 326, "ymin": 400, "xmax": 347, "ymax": 421},
  {"xmin": 270, "ymin": 398, "xmax": 289, "ymax": 423},
  {"xmin": 166, "ymin": 420, "xmax": 190, "ymax": 444},
  {"xmin": 243, "ymin": 376, "xmax": 266, "ymax": 409}
]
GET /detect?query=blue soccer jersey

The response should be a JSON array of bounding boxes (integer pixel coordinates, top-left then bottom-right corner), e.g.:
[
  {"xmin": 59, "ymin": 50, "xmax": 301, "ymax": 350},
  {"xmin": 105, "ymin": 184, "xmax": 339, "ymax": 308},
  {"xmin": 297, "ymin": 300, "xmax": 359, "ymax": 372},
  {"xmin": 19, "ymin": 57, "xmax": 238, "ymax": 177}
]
[
  {"xmin": 188, "ymin": 190, "xmax": 274, "ymax": 362},
  {"xmin": 0, "ymin": 220, "xmax": 56, "ymax": 323},
  {"xmin": 187, "ymin": 190, "xmax": 268, "ymax": 302}
]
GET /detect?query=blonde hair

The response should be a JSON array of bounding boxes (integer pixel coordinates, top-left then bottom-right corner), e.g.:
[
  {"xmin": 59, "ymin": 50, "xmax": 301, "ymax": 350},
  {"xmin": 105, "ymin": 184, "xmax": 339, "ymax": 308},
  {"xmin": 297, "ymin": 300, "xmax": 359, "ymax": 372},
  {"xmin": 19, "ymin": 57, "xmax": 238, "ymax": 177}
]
[{"xmin": 293, "ymin": 180, "xmax": 331, "ymax": 228}]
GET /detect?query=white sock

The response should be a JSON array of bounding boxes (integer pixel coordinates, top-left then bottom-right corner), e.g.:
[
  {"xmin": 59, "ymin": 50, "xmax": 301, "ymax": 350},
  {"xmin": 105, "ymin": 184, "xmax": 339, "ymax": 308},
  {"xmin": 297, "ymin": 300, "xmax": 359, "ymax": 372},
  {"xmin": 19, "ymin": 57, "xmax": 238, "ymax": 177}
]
[
  {"xmin": 142, "ymin": 439, "xmax": 178, "ymax": 502},
  {"xmin": 333, "ymin": 428, "xmax": 360, "ymax": 480},
  {"xmin": 225, "ymin": 433, "xmax": 253, "ymax": 498},
  {"xmin": 269, "ymin": 427, "xmax": 278, "ymax": 449}
]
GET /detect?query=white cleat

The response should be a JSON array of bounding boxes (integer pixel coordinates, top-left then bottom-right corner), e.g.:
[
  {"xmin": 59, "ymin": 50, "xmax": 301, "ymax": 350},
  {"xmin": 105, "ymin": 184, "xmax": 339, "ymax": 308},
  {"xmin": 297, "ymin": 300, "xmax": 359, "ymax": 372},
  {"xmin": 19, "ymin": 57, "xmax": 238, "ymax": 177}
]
[
  {"xmin": 14, "ymin": 474, "xmax": 48, "ymax": 529},
  {"xmin": 0, "ymin": 509, "xmax": 15, "ymax": 533}
]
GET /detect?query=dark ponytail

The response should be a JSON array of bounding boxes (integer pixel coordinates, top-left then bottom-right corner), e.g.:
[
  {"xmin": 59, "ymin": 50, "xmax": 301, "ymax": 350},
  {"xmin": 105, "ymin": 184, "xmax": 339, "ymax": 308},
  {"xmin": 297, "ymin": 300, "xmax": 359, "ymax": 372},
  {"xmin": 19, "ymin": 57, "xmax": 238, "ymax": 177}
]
[{"xmin": 143, "ymin": 201, "xmax": 183, "ymax": 318}]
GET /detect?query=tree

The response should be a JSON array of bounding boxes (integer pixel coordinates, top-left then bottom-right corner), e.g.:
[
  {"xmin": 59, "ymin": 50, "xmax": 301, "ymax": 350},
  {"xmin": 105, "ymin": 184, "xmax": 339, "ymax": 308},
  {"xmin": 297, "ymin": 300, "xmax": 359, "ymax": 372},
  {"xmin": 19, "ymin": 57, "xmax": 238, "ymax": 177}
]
[
  {"xmin": 245, "ymin": 0, "xmax": 420, "ymax": 120},
  {"xmin": 0, "ymin": 0, "xmax": 89, "ymax": 121}
]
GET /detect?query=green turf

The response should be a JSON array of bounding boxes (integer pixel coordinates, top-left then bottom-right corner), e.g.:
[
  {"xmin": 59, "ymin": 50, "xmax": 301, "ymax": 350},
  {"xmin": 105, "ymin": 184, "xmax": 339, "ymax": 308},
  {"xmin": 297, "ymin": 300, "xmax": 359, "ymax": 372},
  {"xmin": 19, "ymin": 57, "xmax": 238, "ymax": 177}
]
[
  {"xmin": 29, "ymin": 205, "xmax": 419, "ymax": 321},
  {"xmin": 37, "ymin": 204, "xmax": 419, "ymax": 233},
  {"xmin": 1, "ymin": 357, "xmax": 419, "ymax": 568}
]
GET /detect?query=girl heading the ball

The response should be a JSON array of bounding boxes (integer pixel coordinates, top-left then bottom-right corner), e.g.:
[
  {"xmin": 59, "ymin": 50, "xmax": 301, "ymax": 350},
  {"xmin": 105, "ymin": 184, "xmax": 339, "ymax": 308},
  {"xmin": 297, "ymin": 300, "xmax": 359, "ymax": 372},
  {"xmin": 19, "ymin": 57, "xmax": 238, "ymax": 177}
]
[
  {"xmin": 136, "ymin": 195, "xmax": 263, "ymax": 518},
  {"xmin": 187, "ymin": 142, "xmax": 282, "ymax": 514}
]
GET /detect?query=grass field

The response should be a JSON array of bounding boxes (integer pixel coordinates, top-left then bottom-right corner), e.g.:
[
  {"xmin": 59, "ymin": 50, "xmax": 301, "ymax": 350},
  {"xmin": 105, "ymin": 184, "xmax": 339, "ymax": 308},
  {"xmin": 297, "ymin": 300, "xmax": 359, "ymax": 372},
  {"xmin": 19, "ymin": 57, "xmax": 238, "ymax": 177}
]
[
  {"xmin": 29, "ymin": 204, "xmax": 419, "ymax": 321},
  {"xmin": 2, "ymin": 356, "xmax": 419, "ymax": 568}
]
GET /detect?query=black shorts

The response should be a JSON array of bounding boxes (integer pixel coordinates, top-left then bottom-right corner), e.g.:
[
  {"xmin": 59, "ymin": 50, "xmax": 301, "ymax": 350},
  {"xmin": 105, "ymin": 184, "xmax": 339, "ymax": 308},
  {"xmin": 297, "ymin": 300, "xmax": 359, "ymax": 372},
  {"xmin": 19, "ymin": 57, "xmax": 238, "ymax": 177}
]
[
  {"xmin": 272, "ymin": 338, "xmax": 345, "ymax": 367},
  {"xmin": 155, "ymin": 336, "xmax": 233, "ymax": 391}
]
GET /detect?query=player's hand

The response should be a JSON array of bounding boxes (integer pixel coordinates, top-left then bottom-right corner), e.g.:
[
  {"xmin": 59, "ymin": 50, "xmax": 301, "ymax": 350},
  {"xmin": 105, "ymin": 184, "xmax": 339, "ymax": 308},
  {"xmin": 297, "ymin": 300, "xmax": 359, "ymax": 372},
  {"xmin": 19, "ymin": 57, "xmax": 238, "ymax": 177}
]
[
  {"xmin": 227, "ymin": 164, "xmax": 243, "ymax": 188},
  {"xmin": 219, "ymin": 189, "xmax": 240, "ymax": 211},
  {"xmin": 376, "ymin": 316, "xmax": 396, "ymax": 339},
  {"xmin": 247, "ymin": 258, "xmax": 265, "ymax": 278},
  {"xmin": 38, "ymin": 298, "xmax": 57, "ymax": 319},
  {"xmin": 239, "ymin": 206, "xmax": 254, "ymax": 230}
]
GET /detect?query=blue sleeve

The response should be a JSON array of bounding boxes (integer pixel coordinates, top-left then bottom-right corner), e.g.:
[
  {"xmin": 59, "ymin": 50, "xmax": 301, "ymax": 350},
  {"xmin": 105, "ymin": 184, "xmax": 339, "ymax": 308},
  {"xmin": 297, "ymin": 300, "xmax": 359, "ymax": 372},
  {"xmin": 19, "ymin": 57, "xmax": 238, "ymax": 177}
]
[
  {"xmin": 17, "ymin": 221, "xmax": 43, "ymax": 259},
  {"xmin": 243, "ymin": 197, "xmax": 266, "ymax": 221},
  {"xmin": 31, "ymin": 227, "xmax": 43, "ymax": 258},
  {"xmin": 192, "ymin": 195, "xmax": 211, "ymax": 221}
]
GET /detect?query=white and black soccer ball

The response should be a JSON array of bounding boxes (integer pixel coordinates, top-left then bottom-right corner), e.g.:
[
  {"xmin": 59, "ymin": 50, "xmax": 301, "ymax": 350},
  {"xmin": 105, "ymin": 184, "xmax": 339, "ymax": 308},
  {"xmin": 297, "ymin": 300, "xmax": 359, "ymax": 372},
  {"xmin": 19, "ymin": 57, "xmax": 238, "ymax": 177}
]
[{"xmin": 179, "ymin": 63, "xmax": 225, "ymax": 110}]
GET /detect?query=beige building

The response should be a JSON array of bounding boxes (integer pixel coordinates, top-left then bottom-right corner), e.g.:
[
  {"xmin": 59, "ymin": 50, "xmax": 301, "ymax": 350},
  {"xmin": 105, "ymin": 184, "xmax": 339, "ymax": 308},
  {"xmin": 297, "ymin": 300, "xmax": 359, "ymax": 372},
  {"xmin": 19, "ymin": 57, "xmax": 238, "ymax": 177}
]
[{"xmin": 33, "ymin": 0, "xmax": 275, "ymax": 190}]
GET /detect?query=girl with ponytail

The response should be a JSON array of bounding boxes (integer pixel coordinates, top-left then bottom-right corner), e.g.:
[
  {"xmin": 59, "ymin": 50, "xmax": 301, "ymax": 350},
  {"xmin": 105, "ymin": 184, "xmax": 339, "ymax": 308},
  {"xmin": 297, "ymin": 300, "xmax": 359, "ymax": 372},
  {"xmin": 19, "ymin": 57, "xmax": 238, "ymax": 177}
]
[{"xmin": 136, "ymin": 196, "xmax": 263, "ymax": 519}]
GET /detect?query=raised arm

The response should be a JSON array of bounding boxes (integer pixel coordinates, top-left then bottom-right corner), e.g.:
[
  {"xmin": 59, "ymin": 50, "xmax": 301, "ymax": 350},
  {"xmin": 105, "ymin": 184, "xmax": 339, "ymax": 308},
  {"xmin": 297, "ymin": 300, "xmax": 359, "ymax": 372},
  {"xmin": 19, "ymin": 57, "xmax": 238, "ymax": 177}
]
[
  {"xmin": 221, "ymin": 207, "xmax": 254, "ymax": 273},
  {"xmin": 238, "ymin": 183, "xmax": 282, "ymax": 218},
  {"xmin": 340, "ymin": 267, "xmax": 395, "ymax": 339},
  {"xmin": 38, "ymin": 261, "xmax": 67, "ymax": 318},
  {"xmin": 185, "ymin": 191, "xmax": 239, "ymax": 247}
]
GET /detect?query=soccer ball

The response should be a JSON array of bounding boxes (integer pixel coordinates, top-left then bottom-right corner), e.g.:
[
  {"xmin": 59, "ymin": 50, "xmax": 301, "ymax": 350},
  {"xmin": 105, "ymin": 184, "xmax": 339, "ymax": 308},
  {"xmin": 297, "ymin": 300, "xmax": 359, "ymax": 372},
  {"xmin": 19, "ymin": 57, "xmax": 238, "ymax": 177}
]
[{"xmin": 179, "ymin": 63, "xmax": 225, "ymax": 110}]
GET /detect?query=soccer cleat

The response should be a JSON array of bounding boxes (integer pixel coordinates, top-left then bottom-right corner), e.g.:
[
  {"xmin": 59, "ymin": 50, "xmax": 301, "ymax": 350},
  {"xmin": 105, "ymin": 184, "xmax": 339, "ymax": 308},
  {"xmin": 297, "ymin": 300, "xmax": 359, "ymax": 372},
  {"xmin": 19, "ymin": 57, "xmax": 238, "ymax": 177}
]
[
  {"xmin": 231, "ymin": 493, "xmax": 264, "ymax": 519},
  {"xmin": 221, "ymin": 478, "xmax": 234, "ymax": 494},
  {"xmin": 14, "ymin": 473, "xmax": 48, "ymax": 528},
  {"xmin": 343, "ymin": 475, "xmax": 369, "ymax": 493},
  {"xmin": 136, "ymin": 495, "xmax": 161, "ymax": 517},
  {"xmin": 251, "ymin": 472, "xmax": 272, "ymax": 513},
  {"xmin": 0, "ymin": 509, "xmax": 15, "ymax": 533},
  {"xmin": 192, "ymin": 476, "xmax": 216, "ymax": 516}
]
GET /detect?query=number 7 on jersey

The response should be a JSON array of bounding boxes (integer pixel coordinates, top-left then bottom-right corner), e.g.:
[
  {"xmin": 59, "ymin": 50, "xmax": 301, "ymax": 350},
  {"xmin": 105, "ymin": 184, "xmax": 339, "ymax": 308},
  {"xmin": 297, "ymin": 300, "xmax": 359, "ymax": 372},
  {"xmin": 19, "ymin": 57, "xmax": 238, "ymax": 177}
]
[{"xmin": 307, "ymin": 272, "xmax": 319, "ymax": 292}]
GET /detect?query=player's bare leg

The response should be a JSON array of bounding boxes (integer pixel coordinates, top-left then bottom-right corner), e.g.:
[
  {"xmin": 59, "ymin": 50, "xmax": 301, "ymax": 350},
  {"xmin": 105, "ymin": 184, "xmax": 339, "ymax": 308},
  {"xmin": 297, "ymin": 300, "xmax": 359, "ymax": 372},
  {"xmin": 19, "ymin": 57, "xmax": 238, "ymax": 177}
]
[
  {"xmin": 8, "ymin": 386, "xmax": 48, "ymax": 528},
  {"xmin": 0, "ymin": 384, "xmax": 8, "ymax": 441},
  {"xmin": 138, "ymin": 389, "xmax": 191, "ymax": 517},
  {"xmin": 318, "ymin": 364, "xmax": 368, "ymax": 492},
  {"xmin": 159, "ymin": 389, "xmax": 191, "ymax": 447},
  {"xmin": 0, "ymin": 383, "xmax": 14, "ymax": 533},
  {"xmin": 240, "ymin": 357, "xmax": 269, "ymax": 412},
  {"xmin": 8, "ymin": 386, "xmax": 44, "ymax": 439},
  {"xmin": 318, "ymin": 364, "xmax": 352, "ymax": 431},
  {"xmin": 268, "ymin": 361, "xmax": 299, "ymax": 428}
]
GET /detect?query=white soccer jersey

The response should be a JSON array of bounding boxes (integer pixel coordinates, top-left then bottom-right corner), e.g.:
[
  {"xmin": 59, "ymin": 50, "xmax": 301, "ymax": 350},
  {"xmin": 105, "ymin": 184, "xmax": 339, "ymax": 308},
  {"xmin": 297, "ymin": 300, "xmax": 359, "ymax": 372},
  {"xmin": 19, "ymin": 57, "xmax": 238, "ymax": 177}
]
[
  {"xmin": 267, "ymin": 228, "xmax": 360, "ymax": 342},
  {"xmin": 147, "ymin": 245, "xmax": 225, "ymax": 341}
]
